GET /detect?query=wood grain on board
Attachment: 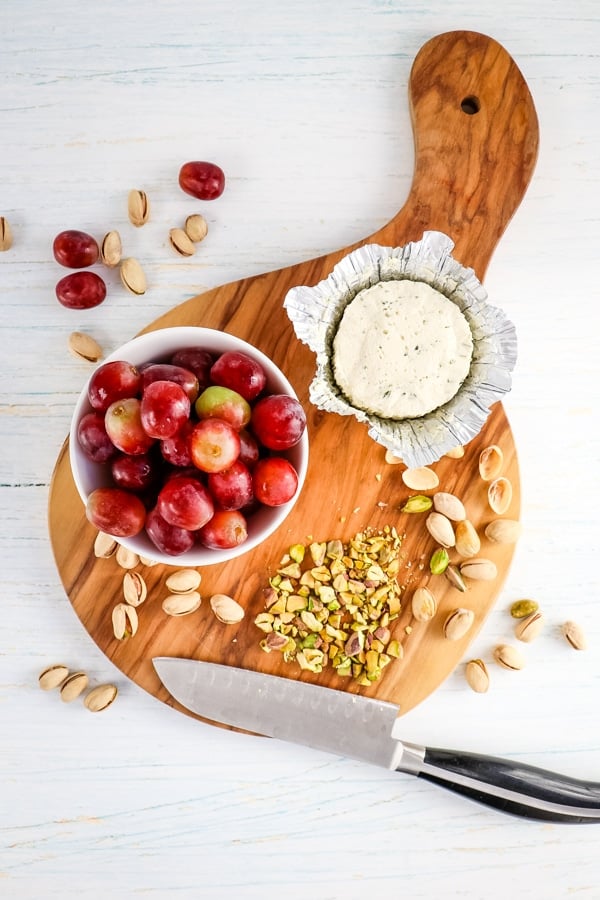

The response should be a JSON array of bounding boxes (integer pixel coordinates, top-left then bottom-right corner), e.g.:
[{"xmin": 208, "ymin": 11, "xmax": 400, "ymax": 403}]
[{"xmin": 48, "ymin": 31, "xmax": 539, "ymax": 724}]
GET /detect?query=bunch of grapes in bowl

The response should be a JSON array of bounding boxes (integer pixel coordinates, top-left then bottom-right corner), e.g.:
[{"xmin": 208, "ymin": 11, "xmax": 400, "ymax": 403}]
[{"xmin": 70, "ymin": 327, "xmax": 309, "ymax": 565}]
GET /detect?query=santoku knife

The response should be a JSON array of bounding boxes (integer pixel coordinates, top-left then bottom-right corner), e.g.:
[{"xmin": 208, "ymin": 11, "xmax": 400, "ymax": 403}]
[{"xmin": 153, "ymin": 657, "xmax": 600, "ymax": 823}]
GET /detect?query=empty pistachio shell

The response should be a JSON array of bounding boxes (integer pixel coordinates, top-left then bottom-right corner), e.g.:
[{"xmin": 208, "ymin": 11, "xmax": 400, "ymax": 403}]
[
  {"xmin": 169, "ymin": 227, "xmax": 196, "ymax": 257},
  {"xmin": 465, "ymin": 659, "xmax": 490, "ymax": 693},
  {"xmin": 384, "ymin": 449, "xmax": 403, "ymax": 464},
  {"xmin": 115, "ymin": 545, "xmax": 139, "ymax": 570},
  {"xmin": 454, "ymin": 519, "xmax": 481, "ymax": 558},
  {"xmin": 515, "ymin": 611, "xmax": 545, "ymax": 643},
  {"xmin": 493, "ymin": 644, "xmax": 525, "ymax": 670},
  {"xmin": 123, "ymin": 571, "xmax": 147, "ymax": 606},
  {"xmin": 0, "ymin": 216, "xmax": 13, "ymax": 251},
  {"xmin": 120, "ymin": 257, "xmax": 146, "ymax": 295},
  {"xmin": 433, "ymin": 492, "xmax": 466, "ymax": 522},
  {"xmin": 60, "ymin": 671, "xmax": 89, "ymax": 702},
  {"xmin": 38, "ymin": 664, "xmax": 70, "ymax": 691},
  {"xmin": 165, "ymin": 569, "xmax": 202, "ymax": 594},
  {"xmin": 411, "ymin": 587, "xmax": 437, "ymax": 622},
  {"xmin": 443, "ymin": 608, "xmax": 475, "ymax": 641},
  {"xmin": 459, "ymin": 558, "xmax": 498, "ymax": 581},
  {"xmin": 139, "ymin": 555, "xmax": 160, "ymax": 567},
  {"xmin": 425, "ymin": 512, "xmax": 455, "ymax": 548},
  {"xmin": 100, "ymin": 230, "xmax": 122, "ymax": 267},
  {"xmin": 402, "ymin": 466, "xmax": 439, "ymax": 491},
  {"xmin": 112, "ymin": 603, "xmax": 139, "ymax": 639},
  {"xmin": 68, "ymin": 331, "xmax": 103, "ymax": 362},
  {"xmin": 210, "ymin": 593, "xmax": 245, "ymax": 624},
  {"xmin": 485, "ymin": 519, "xmax": 522, "ymax": 544},
  {"xmin": 127, "ymin": 188, "xmax": 150, "ymax": 227},
  {"xmin": 488, "ymin": 477, "xmax": 513, "ymax": 515},
  {"xmin": 94, "ymin": 531, "xmax": 118, "ymax": 559},
  {"xmin": 84, "ymin": 683, "xmax": 118, "ymax": 712},
  {"xmin": 479, "ymin": 444, "xmax": 504, "ymax": 481},
  {"xmin": 561, "ymin": 621, "xmax": 587, "ymax": 650},
  {"xmin": 444, "ymin": 445, "xmax": 464, "ymax": 459},
  {"xmin": 184, "ymin": 213, "xmax": 208, "ymax": 243},
  {"xmin": 162, "ymin": 591, "xmax": 201, "ymax": 616}
]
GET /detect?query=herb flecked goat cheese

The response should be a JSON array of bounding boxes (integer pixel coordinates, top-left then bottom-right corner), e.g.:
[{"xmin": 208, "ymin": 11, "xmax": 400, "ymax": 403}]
[{"xmin": 331, "ymin": 279, "xmax": 473, "ymax": 419}]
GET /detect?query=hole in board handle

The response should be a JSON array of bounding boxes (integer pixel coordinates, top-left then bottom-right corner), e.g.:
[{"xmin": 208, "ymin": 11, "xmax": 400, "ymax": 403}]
[{"xmin": 461, "ymin": 96, "xmax": 480, "ymax": 115}]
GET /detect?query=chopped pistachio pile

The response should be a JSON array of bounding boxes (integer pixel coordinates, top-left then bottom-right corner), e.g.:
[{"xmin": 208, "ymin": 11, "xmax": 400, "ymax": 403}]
[{"xmin": 255, "ymin": 527, "xmax": 404, "ymax": 686}]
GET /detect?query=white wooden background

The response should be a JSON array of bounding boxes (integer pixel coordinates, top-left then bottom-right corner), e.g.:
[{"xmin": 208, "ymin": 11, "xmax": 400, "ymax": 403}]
[{"xmin": 2, "ymin": 1, "xmax": 600, "ymax": 897}]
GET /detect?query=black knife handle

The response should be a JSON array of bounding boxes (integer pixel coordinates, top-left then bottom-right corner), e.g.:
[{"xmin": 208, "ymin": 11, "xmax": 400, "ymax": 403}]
[{"xmin": 411, "ymin": 747, "xmax": 600, "ymax": 822}]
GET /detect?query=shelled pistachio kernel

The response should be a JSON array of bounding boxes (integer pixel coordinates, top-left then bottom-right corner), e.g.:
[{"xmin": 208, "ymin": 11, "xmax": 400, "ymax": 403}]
[
  {"xmin": 112, "ymin": 603, "xmax": 139, "ymax": 639},
  {"xmin": 127, "ymin": 188, "xmax": 150, "ymax": 227},
  {"xmin": 120, "ymin": 257, "xmax": 146, "ymax": 295},
  {"xmin": 401, "ymin": 494, "xmax": 432, "ymax": 513},
  {"xmin": 430, "ymin": 547, "xmax": 450, "ymax": 575},
  {"xmin": 445, "ymin": 564, "xmax": 467, "ymax": 592},
  {"xmin": 165, "ymin": 569, "xmax": 201, "ymax": 593},
  {"xmin": 210, "ymin": 594, "xmax": 245, "ymax": 624},
  {"xmin": 100, "ymin": 230, "xmax": 122, "ymax": 267},
  {"xmin": 561, "ymin": 621, "xmax": 587, "ymax": 651},
  {"xmin": 68, "ymin": 331, "xmax": 103, "ymax": 363},
  {"xmin": 465, "ymin": 659, "xmax": 490, "ymax": 693},
  {"xmin": 169, "ymin": 227, "xmax": 196, "ymax": 257},
  {"xmin": 184, "ymin": 213, "xmax": 208, "ymax": 243},
  {"xmin": 510, "ymin": 598, "xmax": 539, "ymax": 619},
  {"xmin": 60, "ymin": 671, "xmax": 89, "ymax": 702},
  {"xmin": 84, "ymin": 683, "xmax": 118, "ymax": 712},
  {"xmin": 0, "ymin": 216, "xmax": 13, "ymax": 251},
  {"xmin": 38, "ymin": 664, "xmax": 70, "ymax": 691}
]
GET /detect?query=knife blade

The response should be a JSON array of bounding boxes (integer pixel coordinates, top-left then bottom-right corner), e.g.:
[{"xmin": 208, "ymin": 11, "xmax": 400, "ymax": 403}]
[{"xmin": 153, "ymin": 657, "xmax": 600, "ymax": 823}]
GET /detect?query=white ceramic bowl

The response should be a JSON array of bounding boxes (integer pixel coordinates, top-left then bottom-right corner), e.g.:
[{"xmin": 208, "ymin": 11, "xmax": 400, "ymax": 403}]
[{"xmin": 69, "ymin": 326, "xmax": 309, "ymax": 566}]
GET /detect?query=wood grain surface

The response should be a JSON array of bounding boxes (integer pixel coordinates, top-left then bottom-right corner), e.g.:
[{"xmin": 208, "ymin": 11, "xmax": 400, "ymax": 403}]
[{"xmin": 48, "ymin": 31, "xmax": 538, "ymax": 722}]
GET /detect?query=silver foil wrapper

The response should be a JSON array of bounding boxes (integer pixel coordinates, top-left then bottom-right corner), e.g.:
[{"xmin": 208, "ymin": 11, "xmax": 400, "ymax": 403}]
[{"xmin": 284, "ymin": 231, "xmax": 517, "ymax": 467}]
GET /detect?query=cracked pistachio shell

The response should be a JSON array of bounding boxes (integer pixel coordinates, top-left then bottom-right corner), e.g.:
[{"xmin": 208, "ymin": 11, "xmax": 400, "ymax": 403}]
[
  {"xmin": 100, "ymin": 230, "xmax": 122, "ymax": 267},
  {"xmin": 60, "ymin": 671, "xmax": 89, "ymax": 702},
  {"xmin": 210, "ymin": 594, "xmax": 245, "ymax": 624},
  {"xmin": 115, "ymin": 545, "xmax": 139, "ymax": 570},
  {"xmin": 94, "ymin": 531, "xmax": 118, "ymax": 559},
  {"xmin": 411, "ymin": 587, "xmax": 437, "ymax": 622},
  {"xmin": 479, "ymin": 444, "xmax": 504, "ymax": 481},
  {"xmin": 162, "ymin": 591, "xmax": 201, "ymax": 616},
  {"xmin": 515, "ymin": 611, "xmax": 545, "ymax": 643},
  {"xmin": 402, "ymin": 466, "xmax": 439, "ymax": 491},
  {"xmin": 459, "ymin": 558, "xmax": 498, "ymax": 581},
  {"xmin": 84, "ymin": 683, "xmax": 118, "ymax": 712},
  {"xmin": 120, "ymin": 257, "xmax": 146, "ymax": 295},
  {"xmin": 169, "ymin": 227, "xmax": 196, "ymax": 257},
  {"xmin": 425, "ymin": 512, "xmax": 455, "ymax": 548},
  {"xmin": 488, "ymin": 477, "xmax": 513, "ymax": 515},
  {"xmin": 493, "ymin": 644, "xmax": 525, "ymax": 670},
  {"xmin": 38, "ymin": 664, "xmax": 70, "ymax": 690},
  {"xmin": 561, "ymin": 621, "xmax": 587, "ymax": 651},
  {"xmin": 127, "ymin": 189, "xmax": 150, "ymax": 227},
  {"xmin": 123, "ymin": 571, "xmax": 147, "ymax": 607},
  {"xmin": 184, "ymin": 214, "xmax": 208, "ymax": 243},
  {"xmin": 443, "ymin": 608, "xmax": 475, "ymax": 641},
  {"xmin": 165, "ymin": 569, "xmax": 201, "ymax": 594}
]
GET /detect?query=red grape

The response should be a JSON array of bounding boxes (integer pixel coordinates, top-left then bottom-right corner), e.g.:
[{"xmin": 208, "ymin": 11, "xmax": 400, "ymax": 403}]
[
  {"xmin": 210, "ymin": 351, "xmax": 267, "ymax": 401},
  {"xmin": 197, "ymin": 509, "xmax": 248, "ymax": 549},
  {"xmin": 145, "ymin": 506, "xmax": 195, "ymax": 555},
  {"xmin": 237, "ymin": 429, "xmax": 260, "ymax": 469},
  {"xmin": 252, "ymin": 457, "xmax": 298, "ymax": 506},
  {"xmin": 88, "ymin": 361, "xmax": 142, "ymax": 412},
  {"xmin": 105, "ymin": 398, "xmax": 155, "ymax": 455},
  {"xmin": 56, "ymin": 271, "xmax": 106, "ymax": 310},
  {"xmin": 207, "ymin": 460, "xmax": 254, "ymax": 510},
  {"xmin": 189, "ymin": 419, "xmax": 241, "ymax": 473},
  {"xmin": 53, "ymin": 230, "xmax": 99, "ymax": 268},
  {"xmin": 111, "ymin": 452, "xmax": 158, "ymax": 492},
  {"xmin": 178, "ymin": 161, "xmax": 225, "ymax": 200},
  {"xmin": 195, "ymin": 385, "xmax": 251, "ymax": 430},
  {"xmin": 77, "ymin": 411, "xmax": 118, "ymax": 463},
  {"xmin": 170, "ymin": 348, "xmax": 214, "ymax": 390},
  {"xmin": 85, "ymin": 487, "xmax": 146, "ymax": 537},
  {"xmin": 140, "ymin": 363, "xmax": 199, "ymax": 402},
  {"xmin": 140, "ymin": 380, "xmax": 191, "ymax": 439},
  {"xmin": 157, "ymin": 475, "xmax": 214, "ymax": 530},
  {"xmin": 251, "ymin": 394, "xmax": 306, "ymax": 450},
  {"xmin": 160, "ymin": 420, "xmax": 194, "ymax": 467}
]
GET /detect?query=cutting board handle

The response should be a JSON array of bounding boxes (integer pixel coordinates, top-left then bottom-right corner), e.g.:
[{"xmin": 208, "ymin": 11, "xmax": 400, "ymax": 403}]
[{"xmin": 373, "ymin": 31, "xmax": 539, "ymax": 279}]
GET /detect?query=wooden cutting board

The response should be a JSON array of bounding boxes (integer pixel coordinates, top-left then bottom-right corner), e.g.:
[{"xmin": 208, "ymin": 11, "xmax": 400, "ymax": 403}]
[{"xmin": 48, "ymin": 31, "xmax": 539, "ymax": 724}]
